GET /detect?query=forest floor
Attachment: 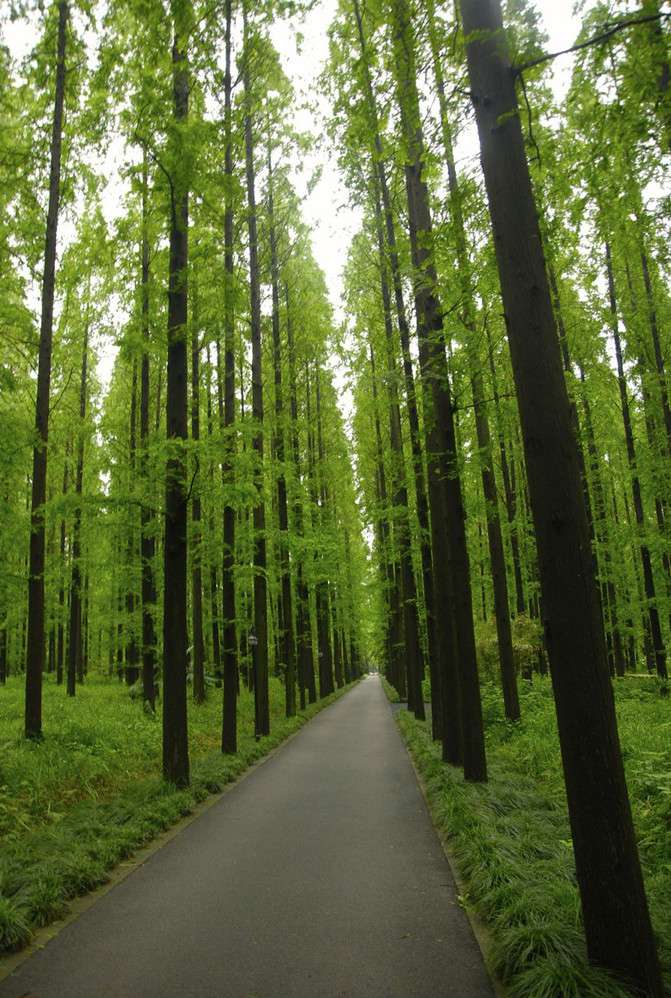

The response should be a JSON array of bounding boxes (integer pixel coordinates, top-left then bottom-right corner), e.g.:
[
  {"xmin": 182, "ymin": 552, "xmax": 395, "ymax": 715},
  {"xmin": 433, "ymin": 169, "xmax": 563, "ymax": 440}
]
[
  {"xmin": 0, "ymin": 673, "xmax": 354, "ymax": 956},
  {"xmin": 393, "ymin": 675, "xmax": 671, "ymax": 998},
  {"xmin": 0, "ymin": 676, "xmax": 493, "ymax": 998}
]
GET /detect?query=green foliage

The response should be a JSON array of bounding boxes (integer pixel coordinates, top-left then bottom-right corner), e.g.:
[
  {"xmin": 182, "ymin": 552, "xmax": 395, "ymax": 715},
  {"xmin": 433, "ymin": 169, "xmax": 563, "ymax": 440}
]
[
  {"xmin": 475, "ymin": 614, "xmax": 543, "ymax": 684},
  {"xmin": 397, "ymin": 678, "xmax": 671, "ymax": 996},
  {"xmin": 0, "ymin": 675, "xmax": 358, "ymax": 953}
]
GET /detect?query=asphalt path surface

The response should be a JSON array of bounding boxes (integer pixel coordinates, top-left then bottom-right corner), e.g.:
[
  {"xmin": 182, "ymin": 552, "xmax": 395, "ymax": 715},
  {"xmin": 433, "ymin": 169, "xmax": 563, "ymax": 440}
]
[{"xmin": 0, "ymin": 675, "xmax": 493, "ymax": 997}]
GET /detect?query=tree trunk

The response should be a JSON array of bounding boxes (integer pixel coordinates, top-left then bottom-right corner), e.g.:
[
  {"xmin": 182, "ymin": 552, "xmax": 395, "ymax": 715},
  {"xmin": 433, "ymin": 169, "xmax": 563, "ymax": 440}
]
[
  {"xmin": 268, "ymin": 150, "xmax": 296, "ymax": 717},
  {"xmin": 427, "ymin": 0, "xmax": 519, "ymax": 720},
  {"xmin": 243, "ymin": 2, "xmax": 269, "ymax": 737},
  {"xmin": 66, "ymin": 319, "xmax": 88, "ymax": 696},
  {"xmin": 221, "ymin": 0, "xmax": 237, "ymax": 753},
  {"xmin": 353, "ymin": 0, "xmax": 439, "ymax": 734},
  {"xmin": 286, "ymin": 287, "xmax": 315, "ymax": 707},
  {"xmin": 25, "ymin": 0, "xmax": 68, "ymax": 739},
  {"xmin": 162, "ymin": 1, "xmax": 191, "ymax": 788},
  {"xmin": 140, "ymin": 153, "xmax": 158, "ymax": 711},
  {"xmin": 125, "ymin": 360, "xmax": 140, "ymax": 685},
  {"xmin": 606, "ymin": 243, "xmax": 667, "ymax": 680},
  {"xmin": 460, "ymin": 3, "xmax": 663, "ymax": 989},
  {"xmin": 190, "ymin": 295, "xmax": 206, "ymax": 703},
  {"xmin": 392, "ymin": 0, "xmax": 486, "ymax": 780}
]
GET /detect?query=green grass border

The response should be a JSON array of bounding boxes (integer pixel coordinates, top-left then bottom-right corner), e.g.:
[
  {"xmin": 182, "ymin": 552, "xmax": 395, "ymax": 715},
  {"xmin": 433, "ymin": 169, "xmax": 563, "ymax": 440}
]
[
  {"xmin": 0, "ymin": 681, "xmax": 358, "ymax": 957},
  {"xmin": 393, "ymin": 709, "xmax": 642, "ymax": 998}
]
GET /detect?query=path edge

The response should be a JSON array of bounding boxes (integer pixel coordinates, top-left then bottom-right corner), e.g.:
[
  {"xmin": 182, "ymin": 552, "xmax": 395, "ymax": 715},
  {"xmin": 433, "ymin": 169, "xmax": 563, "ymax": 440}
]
[
  {"xmin": 381, "ymin": 684, "xmax": 506, "ymax": 998},
  {"xmin": 0, "ymin": 680, "xmax": 361, "ymax": 984}
]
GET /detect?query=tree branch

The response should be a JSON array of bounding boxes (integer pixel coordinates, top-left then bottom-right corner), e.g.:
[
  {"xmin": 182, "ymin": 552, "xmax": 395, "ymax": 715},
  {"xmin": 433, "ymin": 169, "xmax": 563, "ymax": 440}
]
[{"xmin": 514, "ymin": 11, "xmax": 671, "ymax": 76}]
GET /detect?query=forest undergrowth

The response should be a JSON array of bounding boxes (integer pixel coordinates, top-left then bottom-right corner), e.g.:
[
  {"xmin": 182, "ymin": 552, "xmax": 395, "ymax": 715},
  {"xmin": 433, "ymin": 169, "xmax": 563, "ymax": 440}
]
[
  {"xmin": 395, "ymin": 677, "xmax": 671, "ymax": 998},
  {"xmin": 0, "ymin": 676, "xmax": 356, "ymax": 955}
]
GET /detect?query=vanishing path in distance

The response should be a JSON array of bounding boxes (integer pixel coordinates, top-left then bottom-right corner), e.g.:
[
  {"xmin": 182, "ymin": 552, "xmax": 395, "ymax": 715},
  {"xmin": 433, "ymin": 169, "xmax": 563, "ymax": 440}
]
[{"xmin": 0, "ymin": 676, "xmax": 493, "ymax": 998}]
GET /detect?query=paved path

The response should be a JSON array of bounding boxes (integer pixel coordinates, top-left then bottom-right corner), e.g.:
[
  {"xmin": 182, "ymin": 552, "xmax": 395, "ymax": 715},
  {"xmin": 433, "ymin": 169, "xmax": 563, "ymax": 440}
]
[{"xmin": 0, "ymin": 676, "xmax": 493, "ymax": 998}]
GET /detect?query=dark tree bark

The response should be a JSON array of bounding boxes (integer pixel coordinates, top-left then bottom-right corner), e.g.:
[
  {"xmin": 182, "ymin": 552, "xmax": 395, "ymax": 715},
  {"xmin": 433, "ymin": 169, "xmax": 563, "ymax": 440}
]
[
  {"xmin": 162, "ymin": 1, "xmax": 191, "ymax": 788},
  {"xmin": 371, "ymin": 224, "xmax": 425, "ymax": 719},
  {"xmin": 314, "ymin": 372, "xmax": 335, "ymax": 699},
  {"xmin": 606, "ymin": 244, "xmax": 667, "ymax": 680},
  {"xmin": 125, "ymin": 360, "xmax": 140, "ymax": 685},
  {"xmin": 267, "ymin": 149, "xmax": 296, "ymax": 717},
  {"xmin": 243, "ymin": 3, "xmax": 269, "ymax": 737},
  {"xmin": 286, "ymin": 288, "xmax": 316, "ymax": 707},
  {"xmin": 140, "ymin": 153, "xmax": 158, "ymax": 711},
  {"xmin": 56, "ymin": 445, "xmax": 69, "ymax": 686},
  {"xmin": 427, "ymin": 0, "xmax": 519, "ymax": 721},
  {"xmin": 460, "ymin": 3, "xmax": 663, "ymax": 990},
  {"xmin": 392, "ymin": 0, "xmax": 486, "ymax": 781},
  {"xmin": 353, "ymin": 0, "xmax": 440, "ymax": 734},
  {"xmin": 25, "ymin": 0, "xmax": 68, "ymax": 739},
  {"xmin": 221, "ymin": 0, "xmax": 238, "ymax": 753},
  {"xmin": 190, "ymin": 296, "xmax": 206, "ymax": 703},
  {"xmin": 485, "ymin": 321, "xmax": 527, "ymax": 617},
  {"xmin": 369, "ymin": 342, "xmax": 403, "ymax": 698},
  {"xmin": 205, "ymin": 346, "xmax": 222, "ymax": 682},
  {"xmin": 66, "ymin": 319, "xmax": 88, "ymax": 697}
]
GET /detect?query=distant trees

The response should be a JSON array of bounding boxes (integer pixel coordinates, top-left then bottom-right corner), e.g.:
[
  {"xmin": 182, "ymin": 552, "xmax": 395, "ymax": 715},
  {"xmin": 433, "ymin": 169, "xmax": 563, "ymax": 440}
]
[
  {"xmin": 2, "ymin": 0, "xmax": 366, "ymax": 786},
  {"xmin": 330, "ymin": 0, "xmax": 669, "ymax": 988}
]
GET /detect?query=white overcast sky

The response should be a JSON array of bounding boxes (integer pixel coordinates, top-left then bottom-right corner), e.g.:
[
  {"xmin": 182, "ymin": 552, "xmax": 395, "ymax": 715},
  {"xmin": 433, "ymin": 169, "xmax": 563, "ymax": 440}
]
[
  {"xmin": 2, "ymin": 1, "xmax": 582, "ymax": 387},
  {"xmin": 270, "ymin": 0, "xmax": 581, "ymax": 317}
]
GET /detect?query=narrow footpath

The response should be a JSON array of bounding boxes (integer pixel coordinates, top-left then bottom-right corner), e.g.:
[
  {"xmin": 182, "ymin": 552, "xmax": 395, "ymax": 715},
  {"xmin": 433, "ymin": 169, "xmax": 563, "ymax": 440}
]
[{"xmin": 0, "ymin": 676, "xmax": 493, "ymax": 997}]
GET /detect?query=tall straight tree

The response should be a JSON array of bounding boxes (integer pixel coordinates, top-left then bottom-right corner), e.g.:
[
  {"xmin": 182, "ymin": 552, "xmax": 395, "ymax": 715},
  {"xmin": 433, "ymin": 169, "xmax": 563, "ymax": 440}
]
[
  {"xmin": 459, "ymin": 1, "xmax": 662, "ymax": 991},
  {"xmin": 66, "ymin": 313, "xmax": 89, "ymax": 697},
  {"xmin": 267, "ymin": 149, "xmax": 296, "ymax": 718},
  {"xmin": 221, "ymin": 0, "xmax": 237, "ymax": 753},
  {"xmin": 390, "ymin": 0, "xmax": 486, "ymax": 781},
  {"xmin": 25, "ymin": 0, "xmax": 68, "ymax": 739},
  {"xmin": 243, "ymin": 2, "xmax": 270, "ymax": 737},
  {"xmin": 139, "ymin": 159, "xmax": 158, "ymax": 711},
  {"xmin": 425, "ymin": 0, "xmax": 519, "ymax": 721},
  {"xmin": 162, "ymin": 0, "xmax": 192, "ymax": 788},
  {"xmin": 190, "ymin": 294, "xmax": 206, "ymax": 703}
]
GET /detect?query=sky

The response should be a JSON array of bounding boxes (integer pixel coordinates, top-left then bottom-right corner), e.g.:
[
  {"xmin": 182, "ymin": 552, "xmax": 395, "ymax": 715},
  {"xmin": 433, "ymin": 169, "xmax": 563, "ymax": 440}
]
[
  {"xmin": 1, "ymin": 1, "xmax": 583, "ymax": 390},
  {"xmin": 269, "ymin": 0, "xmax": 582, "ymax": 320}
]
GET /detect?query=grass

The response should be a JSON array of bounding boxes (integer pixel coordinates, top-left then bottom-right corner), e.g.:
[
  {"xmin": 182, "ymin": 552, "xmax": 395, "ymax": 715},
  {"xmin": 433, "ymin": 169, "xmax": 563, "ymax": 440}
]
[
  {"xmin": 0, "ymin": 674, "xmax": 356, "ymax": 955},
  {"xmin": 391, "ymin": 675, "xmax": 671, "ymax": 997}
]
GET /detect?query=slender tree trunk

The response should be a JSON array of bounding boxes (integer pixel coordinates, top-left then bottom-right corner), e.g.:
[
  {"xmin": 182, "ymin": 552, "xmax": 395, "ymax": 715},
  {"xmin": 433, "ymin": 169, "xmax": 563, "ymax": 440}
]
[
  {"xmin": 190, "ymin": 296, "xmax": 206, "ymax": 703},
  {"xmin": 268, "ymin": 150, "xmax": 296, "ymax": 717},
  {"xmin": 460, "ymin": 4, "xmax": 662, "ymax": 989},
  {"xmin": 315, "ymin": 372, "xmax": 335, "ymax": 698},
  {"xmin": 205, "ymin": 346, "xmax": 222, "ymax": 682},
  {"xmin": 286, "ymin": 288, "xmax": 315, "ymax": 706},
  {"xmin": 606, "ymin": 244, "xmax": 667, "ymax": 680},
  {"xmin": 25, "ymin": 0, "xmax": 68, "ymax": 739},
  {"xmin": 578, "ymin": 366, "xmax": 627, "ymax": 677},
  {"xmin": 392, "ymin": 0, "xmax": 486, "ymax": 780},
  {"xmin": 125, "ymin": 360, "xmax": 140, "ymax": 685},
  {"xmin": 66, "ymin": 319, "xmax": 88, "ymax": 696},
  {"xmin": 221, "ymin": 0, "xmax": 237, "ymax": 753},
  {"xmin": 372, "ymin": 226, "xmax": 425, "ymax": 719},
  {"xmin": 162, "ymin": 1, "xmax": 191, "ymax": 788},
  {"xmin": 243, "ymin": 2, "xmax": 269, "ymax": 737},
  {"xmin": 427, "ymin": 1, "xmax": 518, "ymax": 720},
  {"xmin": 140, "ymin": 154, "xmax": 158, "ymax": 710},
  {"xmin": 56, "ymin": 446, "xmax": 69, "ymax": 686},
  {"xmin": 353, "ymin": 0, "xmax": 440, "ymax": 732}
]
